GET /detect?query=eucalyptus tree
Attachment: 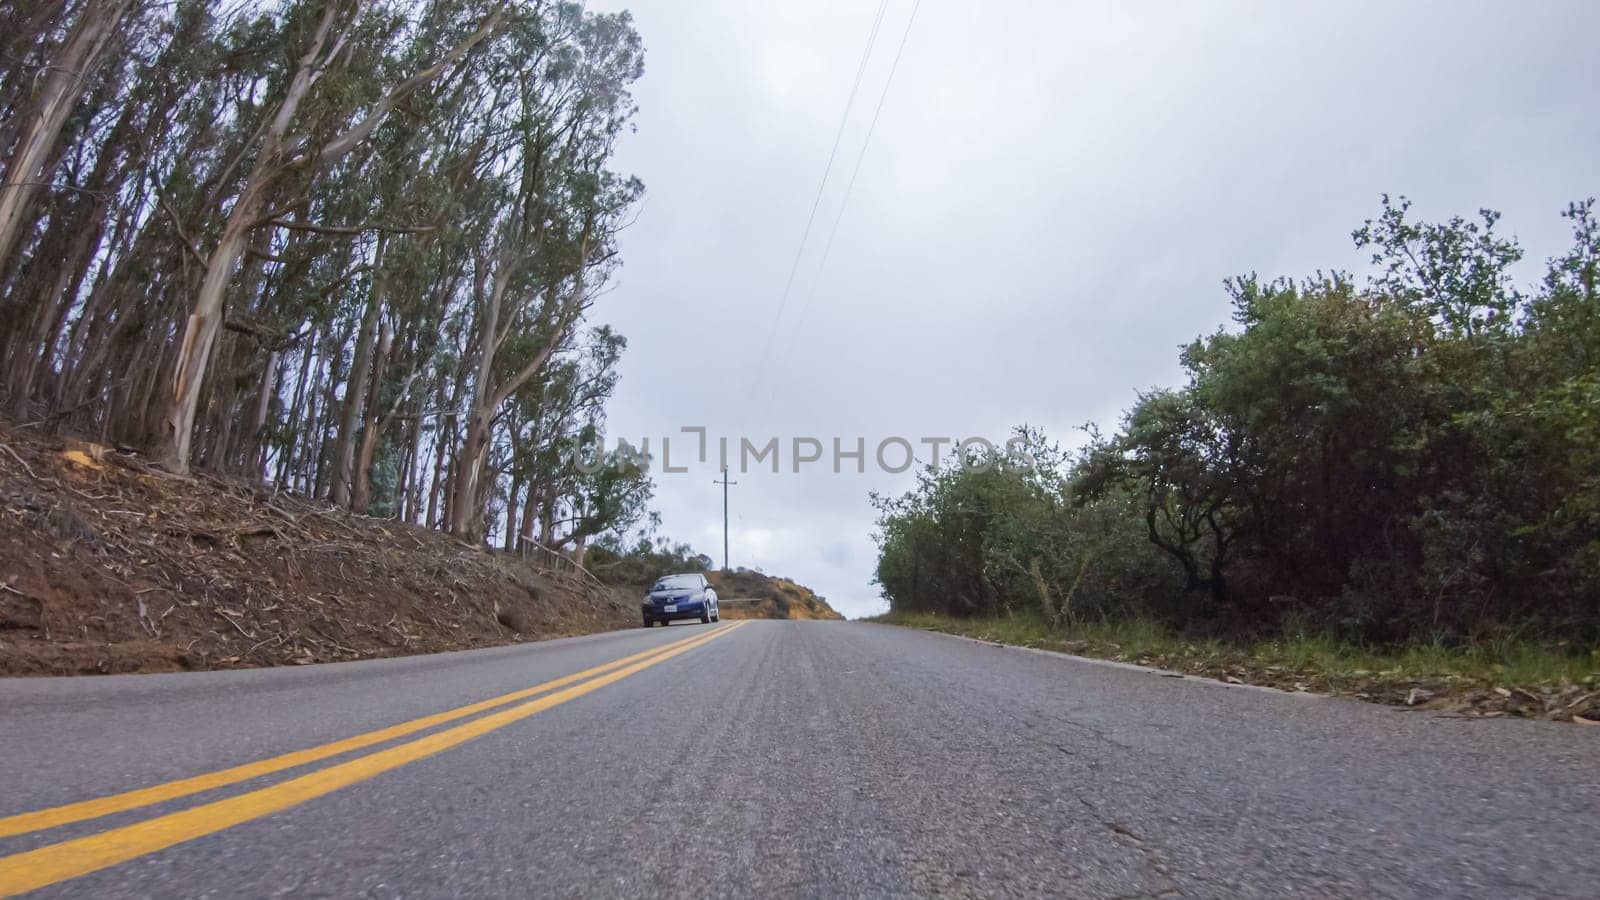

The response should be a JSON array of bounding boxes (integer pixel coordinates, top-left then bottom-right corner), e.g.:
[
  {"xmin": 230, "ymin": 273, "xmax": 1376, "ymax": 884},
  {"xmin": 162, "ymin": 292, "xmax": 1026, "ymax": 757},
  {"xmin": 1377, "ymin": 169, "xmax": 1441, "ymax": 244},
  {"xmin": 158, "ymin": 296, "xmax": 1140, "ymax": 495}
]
[
  {"xmin": 499, "ymin": 325, "xmax": 632, "ymax": 550},
  {"xmin": 154, "ymin": 0, "xmax": 518, "ymax": 474},
  {"xmin": 0, "ymin": 0, "xmax": 138, "ymax": 278},
  {"xmin": 0, "ymin": 1, "xmax": 188, "ymax": 408},
  {"xmin": 0, "ymin": 0, "xmax": 656, "ymax": 565},
  {"xmin": 444, "ymin": 5, "xmax": 643, "ymax": 537}
]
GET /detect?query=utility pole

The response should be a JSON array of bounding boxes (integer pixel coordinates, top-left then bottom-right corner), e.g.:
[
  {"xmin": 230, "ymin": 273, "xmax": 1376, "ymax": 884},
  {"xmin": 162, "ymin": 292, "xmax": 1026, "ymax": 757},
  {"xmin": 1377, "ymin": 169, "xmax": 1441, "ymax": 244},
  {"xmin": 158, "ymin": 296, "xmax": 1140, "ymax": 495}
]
[{"xmin": 713, "ymin": 466, "xmax": 737, "ymax": 571}]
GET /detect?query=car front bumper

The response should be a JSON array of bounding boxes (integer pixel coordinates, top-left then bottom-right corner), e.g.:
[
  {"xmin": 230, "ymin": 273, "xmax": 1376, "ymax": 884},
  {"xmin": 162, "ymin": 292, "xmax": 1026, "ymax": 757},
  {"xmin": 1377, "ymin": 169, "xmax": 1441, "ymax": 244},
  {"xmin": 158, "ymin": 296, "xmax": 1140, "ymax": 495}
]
[{"xmin": 644, "ymin": 601, "xmax": 707, "ymax": 621}]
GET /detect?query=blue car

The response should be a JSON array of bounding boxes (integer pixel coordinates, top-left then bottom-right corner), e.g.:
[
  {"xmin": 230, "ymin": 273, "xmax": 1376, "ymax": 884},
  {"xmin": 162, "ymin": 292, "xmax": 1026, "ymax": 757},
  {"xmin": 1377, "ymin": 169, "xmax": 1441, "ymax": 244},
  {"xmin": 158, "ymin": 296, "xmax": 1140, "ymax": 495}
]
[{"xmin": 642, "ymin": 573, "xmax": 719, "ymax": 627}]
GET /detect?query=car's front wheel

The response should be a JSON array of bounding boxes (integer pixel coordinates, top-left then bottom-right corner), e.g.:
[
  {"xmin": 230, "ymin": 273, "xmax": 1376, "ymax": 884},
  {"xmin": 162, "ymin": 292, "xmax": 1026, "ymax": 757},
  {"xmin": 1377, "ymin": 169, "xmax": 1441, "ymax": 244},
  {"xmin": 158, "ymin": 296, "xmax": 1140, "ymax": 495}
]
[{"xmin": 641, "ymin": 616, "xmax": 652, "ymax": 628}]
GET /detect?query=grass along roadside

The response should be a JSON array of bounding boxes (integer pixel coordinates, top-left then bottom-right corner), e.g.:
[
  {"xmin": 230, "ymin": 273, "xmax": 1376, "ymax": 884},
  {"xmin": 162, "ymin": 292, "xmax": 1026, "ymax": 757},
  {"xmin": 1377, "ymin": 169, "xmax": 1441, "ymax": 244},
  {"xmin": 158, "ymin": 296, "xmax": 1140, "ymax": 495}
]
[{"xmin": 870, "ymin": 610, "xmax": 1600, "ymax": 723}]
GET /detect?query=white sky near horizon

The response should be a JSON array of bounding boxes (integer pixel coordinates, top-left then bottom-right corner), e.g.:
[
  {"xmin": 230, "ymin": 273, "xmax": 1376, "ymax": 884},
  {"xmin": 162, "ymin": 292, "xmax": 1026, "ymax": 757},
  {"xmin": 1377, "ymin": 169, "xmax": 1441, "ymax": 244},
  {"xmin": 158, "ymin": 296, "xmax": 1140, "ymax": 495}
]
[{"xmin": 581, "ymin": 0, "xmax": 1600, "ymax": 618}]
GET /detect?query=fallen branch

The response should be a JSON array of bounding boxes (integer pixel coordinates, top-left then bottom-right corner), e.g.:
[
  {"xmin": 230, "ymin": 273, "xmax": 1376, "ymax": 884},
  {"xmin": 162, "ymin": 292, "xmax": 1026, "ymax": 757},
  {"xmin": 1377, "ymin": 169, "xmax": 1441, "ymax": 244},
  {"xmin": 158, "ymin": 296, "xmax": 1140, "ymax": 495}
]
[{"xmin": 0, "ymin": 443, "xmax": 37, "ymax": 479}]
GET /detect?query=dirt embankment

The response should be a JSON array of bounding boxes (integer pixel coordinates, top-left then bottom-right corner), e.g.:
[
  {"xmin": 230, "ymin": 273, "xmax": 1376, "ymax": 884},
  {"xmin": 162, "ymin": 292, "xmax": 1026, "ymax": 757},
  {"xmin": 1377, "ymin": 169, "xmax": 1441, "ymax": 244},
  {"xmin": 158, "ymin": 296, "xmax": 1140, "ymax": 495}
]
[
  {"xmin": 0, "ymin": 425, "xmax": 633, "ymax": 676},
  {"xmin": 707, "ymin": 570, "xmax": 843, "ymax": 621}
]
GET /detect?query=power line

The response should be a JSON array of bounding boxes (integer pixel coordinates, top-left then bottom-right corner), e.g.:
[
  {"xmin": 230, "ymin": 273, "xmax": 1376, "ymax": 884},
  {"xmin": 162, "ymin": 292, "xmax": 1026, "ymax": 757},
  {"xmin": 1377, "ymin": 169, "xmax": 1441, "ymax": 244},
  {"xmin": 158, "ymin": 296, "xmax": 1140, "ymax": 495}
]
[
  {"xmin": 759, "ymin": 0, "xmax": 923, "ymax": 419},
  {"xmin": 742, "ymin": 0, "xmax": 892, "ymax": 420}
]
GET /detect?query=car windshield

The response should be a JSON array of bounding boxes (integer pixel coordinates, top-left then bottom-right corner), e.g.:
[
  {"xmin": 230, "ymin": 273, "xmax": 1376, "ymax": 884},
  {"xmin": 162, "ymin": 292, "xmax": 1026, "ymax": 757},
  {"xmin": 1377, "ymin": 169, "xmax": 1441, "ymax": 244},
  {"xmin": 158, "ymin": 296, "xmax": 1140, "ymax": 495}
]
[{"xmin": 651, "ymin": 575, "xmax": 700, "ymax": 592}]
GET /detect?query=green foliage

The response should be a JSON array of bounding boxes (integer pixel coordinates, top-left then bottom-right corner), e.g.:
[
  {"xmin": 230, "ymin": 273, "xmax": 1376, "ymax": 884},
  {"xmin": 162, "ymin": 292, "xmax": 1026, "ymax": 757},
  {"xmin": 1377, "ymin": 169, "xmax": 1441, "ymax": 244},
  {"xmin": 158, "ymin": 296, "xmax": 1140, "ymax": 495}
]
[
  {"xmin": 587, "ymin": 533, "xmax": 712, "ymax": 586},
  {"xmin": 873, "ymin": 428, "xmax": 1182, "ymax": 625},
  {"xmin": 876, "ymin": 197, "xmax": 1600, "ymax": 645}
]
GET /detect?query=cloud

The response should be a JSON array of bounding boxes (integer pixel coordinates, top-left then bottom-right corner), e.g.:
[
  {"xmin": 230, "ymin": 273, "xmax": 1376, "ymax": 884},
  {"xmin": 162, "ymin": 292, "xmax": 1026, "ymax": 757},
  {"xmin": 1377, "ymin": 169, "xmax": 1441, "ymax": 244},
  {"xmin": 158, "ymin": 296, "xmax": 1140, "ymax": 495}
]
[{"xmin": 588, "ymin": 0, "xmax": 1600, "ymax": 618}]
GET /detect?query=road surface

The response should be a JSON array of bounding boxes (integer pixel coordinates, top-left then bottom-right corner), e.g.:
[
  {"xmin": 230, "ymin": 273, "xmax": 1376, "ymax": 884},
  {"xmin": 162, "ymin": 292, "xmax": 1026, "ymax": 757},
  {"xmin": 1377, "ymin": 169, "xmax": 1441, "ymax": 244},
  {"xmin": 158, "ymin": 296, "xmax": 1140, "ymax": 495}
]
[{"xmin": 0, "ymin": 620, "xmax": 1595, "ymax": 898}]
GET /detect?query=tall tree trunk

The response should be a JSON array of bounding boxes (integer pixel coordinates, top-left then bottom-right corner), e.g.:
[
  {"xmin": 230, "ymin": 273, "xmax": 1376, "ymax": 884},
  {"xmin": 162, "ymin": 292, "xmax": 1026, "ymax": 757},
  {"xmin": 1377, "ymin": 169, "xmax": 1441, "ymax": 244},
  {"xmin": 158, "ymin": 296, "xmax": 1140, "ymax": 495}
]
[
  {"xmin": 202, "ymin": 337, "xmax": 239, "ymax": 469},
  {"xmin": 277, "ymin": 334, "xmax": 316, "ymax": 486},
  {"xmin": 312, "ymin": 316, "xmax": 353, "ymax": 499},
  {"xmin": 250, "ymin": 349, "xmax": 281, "ymax": 482},
  {"xmin": 0, "ymin": 0, "xmax": 133, "ymax": 278},
  {"xmin": 449, "ymin": 410, "xmax": 491, "ymax": 536},
  {"xmin": 537, "ymin": 488, "xmax": 555, "ymax": 547},
  {"xmin": 425, "ymin": 375, "xmax": 449, "ymax": 527},
  {"xmin": 502, "ymin": 421, "xmax": 522, "ymax": 550},
  {"xmin": 351, "ymin": 319, "xmax": 390, "ymax": 513},
  {"xmin": 296, "ymin": 352, "xmax": 326, "ymax": 495},
  {"xmin": 503, "ymin": 478, "xmax": 520, "ymax": 552},
  {"xmin": 5, "ymin": 212, "xmax": 91, "ymax": 407},
  {"xmin": 440, "ymin": 452, "xmax": 456, "ymax": 532},
  {"xmin": 448, "ymin": 256, "xmax": 498, "ymax": 536},
  {"xmin": 332, "ymin": 240, "xmax": 385, "ymax": 506},
  {"xmin": 519, "ymin": 481, "xmax": 539, "ymax": 548},
  {"xmin": 400, "ymin": 408, "xmax": 422, "ymax": 522},
  {"xmin": 154, "ymin": 182, "xmax": 268, "ymax": 472}
]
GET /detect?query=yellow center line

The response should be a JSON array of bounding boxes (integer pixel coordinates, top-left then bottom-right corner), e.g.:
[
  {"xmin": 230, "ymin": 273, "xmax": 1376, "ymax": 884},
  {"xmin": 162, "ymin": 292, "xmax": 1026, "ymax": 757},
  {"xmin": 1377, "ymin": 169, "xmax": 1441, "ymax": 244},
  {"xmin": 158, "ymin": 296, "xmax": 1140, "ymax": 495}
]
[
  {"xmin": 0, "ymin": 625, "xmax": 722, "ymax": 840},
  {"xmin": 0, "ymin": 620, "xmax": 746, "ymax": 897}
]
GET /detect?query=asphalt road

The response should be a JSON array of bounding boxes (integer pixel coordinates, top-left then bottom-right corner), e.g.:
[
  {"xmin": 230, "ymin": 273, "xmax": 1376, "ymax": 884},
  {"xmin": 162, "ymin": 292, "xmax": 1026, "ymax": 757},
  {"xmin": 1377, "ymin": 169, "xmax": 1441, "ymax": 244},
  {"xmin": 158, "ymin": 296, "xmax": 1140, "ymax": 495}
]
[{"xmin": 1, "ymin": 620, "xmax": 1595, "ymax": 898}]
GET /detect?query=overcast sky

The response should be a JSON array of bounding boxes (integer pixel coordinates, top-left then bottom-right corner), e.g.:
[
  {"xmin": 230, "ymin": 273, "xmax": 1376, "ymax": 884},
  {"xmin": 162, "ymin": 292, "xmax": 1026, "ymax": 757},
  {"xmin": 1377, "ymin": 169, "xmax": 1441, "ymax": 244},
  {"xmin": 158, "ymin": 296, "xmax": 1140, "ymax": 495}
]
[{"xmin": 584, "ymin": 0, "xmax": 1600, "ymax": 618}]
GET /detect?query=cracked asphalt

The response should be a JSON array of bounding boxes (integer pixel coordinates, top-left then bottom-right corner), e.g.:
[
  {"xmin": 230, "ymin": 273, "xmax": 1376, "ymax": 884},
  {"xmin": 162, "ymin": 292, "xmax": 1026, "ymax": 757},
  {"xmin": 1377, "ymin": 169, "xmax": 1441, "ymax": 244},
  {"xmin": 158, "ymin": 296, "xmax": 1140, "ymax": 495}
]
[{"xmin": 1, "ymin": 620, "xmax": 1596, "ymax": 898}]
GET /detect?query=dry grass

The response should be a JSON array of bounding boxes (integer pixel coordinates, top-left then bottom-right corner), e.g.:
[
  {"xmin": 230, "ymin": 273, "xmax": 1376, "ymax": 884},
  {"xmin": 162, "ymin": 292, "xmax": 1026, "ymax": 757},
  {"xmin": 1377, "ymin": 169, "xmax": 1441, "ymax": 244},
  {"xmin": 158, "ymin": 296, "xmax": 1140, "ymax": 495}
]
[
  {"xmin": 873, "ymin": 609, "xmax": 1600, "ymax": 722},
  {"xmin": 706, "ymin": 571, "xmax": 842, "ymax": 620}
]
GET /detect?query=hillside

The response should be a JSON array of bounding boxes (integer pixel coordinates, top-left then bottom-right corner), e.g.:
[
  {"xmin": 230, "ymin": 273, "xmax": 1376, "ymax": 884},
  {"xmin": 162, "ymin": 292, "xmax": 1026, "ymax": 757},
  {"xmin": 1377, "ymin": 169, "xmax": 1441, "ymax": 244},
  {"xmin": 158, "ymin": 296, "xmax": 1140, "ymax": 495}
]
[
  {"xmin": 584, "ymin": 545, "xmax": 844, "ymax": 621},
  {"xmin": 706, "ymin": 569, "xmax": 844, "ymax": 621},
  {"xmin": 0, "ymin": 425, "xmax": 634, "ymax": 676}
]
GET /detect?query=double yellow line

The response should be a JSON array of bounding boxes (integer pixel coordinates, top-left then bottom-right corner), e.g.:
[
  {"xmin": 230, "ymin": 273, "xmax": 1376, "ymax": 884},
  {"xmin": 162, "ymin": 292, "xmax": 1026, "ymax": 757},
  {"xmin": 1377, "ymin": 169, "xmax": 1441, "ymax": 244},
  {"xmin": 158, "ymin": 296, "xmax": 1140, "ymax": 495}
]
[{"xmin": 0, "ymin": 622, "xmax": 744, "ymax": 896}]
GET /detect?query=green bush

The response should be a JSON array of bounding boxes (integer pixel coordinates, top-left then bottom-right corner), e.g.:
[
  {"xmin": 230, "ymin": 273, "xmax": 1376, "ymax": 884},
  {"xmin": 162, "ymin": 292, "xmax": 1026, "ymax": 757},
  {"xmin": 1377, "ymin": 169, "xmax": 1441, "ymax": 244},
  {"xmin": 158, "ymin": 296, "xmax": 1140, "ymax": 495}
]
[{"xmin": 874, "ymin": 197, "xmax": 1600, "ymax": 645}]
